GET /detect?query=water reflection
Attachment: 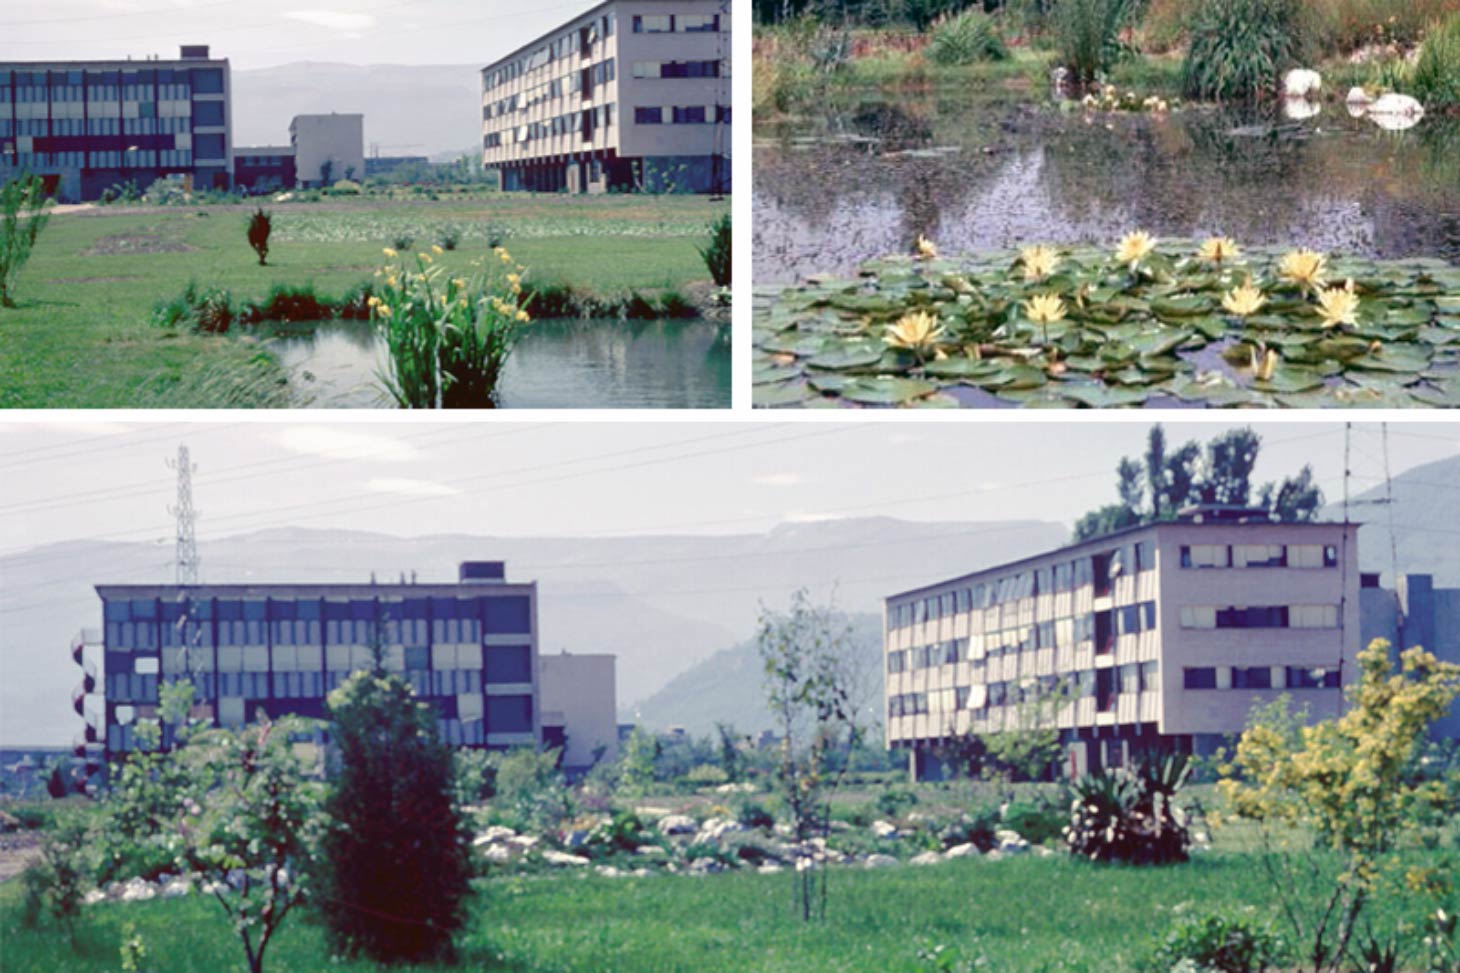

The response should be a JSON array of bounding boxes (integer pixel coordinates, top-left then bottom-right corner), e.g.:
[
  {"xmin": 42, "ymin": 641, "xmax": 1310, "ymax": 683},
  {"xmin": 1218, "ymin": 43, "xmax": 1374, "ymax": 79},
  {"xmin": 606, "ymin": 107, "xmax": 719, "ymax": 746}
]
[
  {"xmin": 754, "ymin": 91, "xmax": 1460, "ymax": 283},
  {"xmin": 268, "ymin": 318, "xmax": 731, "ymax": 409}
]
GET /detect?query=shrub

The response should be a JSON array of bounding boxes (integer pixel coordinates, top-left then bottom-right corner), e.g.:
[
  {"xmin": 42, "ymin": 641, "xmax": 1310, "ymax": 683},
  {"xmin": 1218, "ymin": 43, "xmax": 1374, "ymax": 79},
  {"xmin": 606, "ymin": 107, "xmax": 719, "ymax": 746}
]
[
  {"xmin": 20, "ymin": 813, "xmax": 89, "ymax": 945},
  {"xmin": 699, "ymin": 213, "xmax": 731, "ymax": 286},
  {"xmin": 390, "ymin": 232, "xmax": 415, "ymax": 250},
  {"xmin": 486, "ymin": 746, "xmax": 573, "ymax": 833},
  {"xmin": 483, "ymin": 222, "xmax": 510, "ymax": 248},
  {"xmin": 904, "ymin": 0, "xmax": 957, "ymax": 32},
  {"xmin": 248, "ymin": 283, "xmax": 327, "ymax": 322},
  {"xmin": 736, "ymin": 798, "xmax": 776, "ymax": 830},
  {"xmin": 319, "ymin": 669, "xmax": 472, "ymax": 963},
  {"xmin": 583, "ymin": 811, "xmax": 648, "ymax": 857},
  {"xmin": 246, "ymin": 208, "xmax": 271, "ymax": 266},
  {"xmin": 373, "ymin": 246, "xmax": 530, "ymax": 408},
  {"xmin": 1002, "ymin": 797, "xmax": 1066, "ymax": 845},
  {"xmin": 1143, "ymin": 910, "xmax": 1285, "ymax": 973},
  {"xmin": 938, "ymin": 806, "xmax": 999, "ymax": 851},
  {"xmin": 1411, "ymin": 13, "xmax": 1460, "ymax": 108},
  {"xmin": 1053, "ymin": 0, "xmax": 1141, "ymax": 85},
  {"xmin": 928, "ymin": 9, "xmax": 1010, "ymax": 65},
  {"xmin": 685, "ymin": 764, "xmax": 730, "ymax": 787},
  {"xmin": 327, "ymin": 178, "xmax": 361, "ymax": 195},
  {"xmin": 656, "ymin": 289, "xmax": 699, "ymax": 318},
  {"xmin": 436, "ymin": 224, "xmax": 463, "ymax": 251},
  {"xmin": 153, "ymin": 281, "xmax": 236, "ymax": 333},
  {"xmin": 1, "ymin": 174, "xmax": 53, "ymax": 308},
  {"xmin": 1066, "ymin": 753, "xmax": 1193, "ymax": 864},
  {"xmin": 876, "ymin": 786, "xmax": 919, "ymax": 818},
  {"xmin": 1183, "ymin": 0, "xmax": 1302, "ymax": 102}
]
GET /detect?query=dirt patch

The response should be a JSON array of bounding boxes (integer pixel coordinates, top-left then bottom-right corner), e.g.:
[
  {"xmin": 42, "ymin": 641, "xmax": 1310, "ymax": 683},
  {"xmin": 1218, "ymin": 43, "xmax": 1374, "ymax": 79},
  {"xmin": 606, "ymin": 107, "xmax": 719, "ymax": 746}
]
[
  {"xmin": 45, "ymin": 275, "xmax": 144, "ymax": 284},
  {"xmin": 0, "ymin": 830, "xmax": 42, "ymax": 883},
  {"xmin": 84, "ymin": 233, "xmax": 196, "ymax": 256}
]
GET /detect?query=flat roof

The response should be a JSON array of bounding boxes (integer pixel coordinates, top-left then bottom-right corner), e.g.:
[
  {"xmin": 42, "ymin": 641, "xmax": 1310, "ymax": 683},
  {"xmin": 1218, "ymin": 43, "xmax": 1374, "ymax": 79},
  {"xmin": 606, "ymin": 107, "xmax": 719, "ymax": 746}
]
[
  {"xmin": 887, "ymin": 518, "xmax": 1359, "ymax": 603},
  {"xmin": 95, "ymin": 580, "xmax": 536, "ymax": 599},
  {"xmin": 0, "ymin": 56, "xmax": 228, "ymax": 68},
  {"xmin": 481, "ymin": 0, "xmax": 706, "ymax": 74}
]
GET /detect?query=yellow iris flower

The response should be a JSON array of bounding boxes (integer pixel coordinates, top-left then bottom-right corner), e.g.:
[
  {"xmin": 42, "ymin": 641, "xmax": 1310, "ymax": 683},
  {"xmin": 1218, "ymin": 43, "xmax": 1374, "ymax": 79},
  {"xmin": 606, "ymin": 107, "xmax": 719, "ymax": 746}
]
[{"xmin": 883, "ymin": 310, "xmax": 945, "ymax": 353}]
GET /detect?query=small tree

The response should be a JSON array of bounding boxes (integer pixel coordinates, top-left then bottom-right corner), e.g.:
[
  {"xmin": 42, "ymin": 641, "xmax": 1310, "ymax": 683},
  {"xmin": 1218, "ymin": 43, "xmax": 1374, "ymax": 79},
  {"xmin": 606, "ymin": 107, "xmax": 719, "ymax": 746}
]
[
  {"xmin": 20, "ymin": 811, "xmax": 89, "ymax": 946},
  {"xmin": 1, "ymin": 174, "xmax": 53, "ymax": 307},
  {"xmin": 699, "ymin": 213, "xmax": 731, "ymax": 286},
  {"xmin": 318, "ymin": 668, "xmax": 473, "ymax": 963},
  {"xmin": 247, "ymin": 208, "xmax": 271, "ymax": 266},
  {"xmin": 758, "ymin": 589, "xmax": 861, "ymax": 921},
  {"xmin": 1219, "ymin": 640, "xmax": 1460, "ymax": 973}
]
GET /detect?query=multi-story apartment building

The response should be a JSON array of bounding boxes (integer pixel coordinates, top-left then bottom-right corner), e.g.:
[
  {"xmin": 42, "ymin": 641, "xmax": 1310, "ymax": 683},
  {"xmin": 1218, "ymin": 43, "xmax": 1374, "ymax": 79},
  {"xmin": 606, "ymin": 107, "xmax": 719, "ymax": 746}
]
[
  {"xmin": 480, "ymin": 0, "xmax": 730, "ymax": 193},
  {"xmin": 0, "ymin": 45, "xmax": 231, "ymax": 202},
  {"xmin": 70, "ymin": 561, "xmax": 568, "ymax": 766},
  {"xmin": 884, "ymin": 509, "xmax": 1361, "ymax": 779}
]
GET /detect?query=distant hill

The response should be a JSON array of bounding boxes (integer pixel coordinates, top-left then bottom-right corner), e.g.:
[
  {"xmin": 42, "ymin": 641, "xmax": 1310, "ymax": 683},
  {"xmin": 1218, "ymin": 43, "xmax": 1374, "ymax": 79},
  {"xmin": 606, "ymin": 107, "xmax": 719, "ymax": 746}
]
[
  {"xmin": 231, "ymin": 62, "xmax": 481, "ymax": 159},
  {"xmin": 1323, "ymin": 453, "xmax": 1460, "ymax": 587},
  {"xmin": 630, "ymin": 614, "xmax": 885, "ymax": 736}
]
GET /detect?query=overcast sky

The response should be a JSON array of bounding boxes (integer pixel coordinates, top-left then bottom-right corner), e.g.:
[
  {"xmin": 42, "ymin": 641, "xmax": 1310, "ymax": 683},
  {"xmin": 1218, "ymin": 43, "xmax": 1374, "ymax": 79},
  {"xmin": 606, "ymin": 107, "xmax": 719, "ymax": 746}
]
[
  {"xmin": 2, "ymin": 419, "xmax": 1456, "ymax": 561},
  {"xmin": 3, "ymin": 0, "xmax": 607, "ymax": 69}
]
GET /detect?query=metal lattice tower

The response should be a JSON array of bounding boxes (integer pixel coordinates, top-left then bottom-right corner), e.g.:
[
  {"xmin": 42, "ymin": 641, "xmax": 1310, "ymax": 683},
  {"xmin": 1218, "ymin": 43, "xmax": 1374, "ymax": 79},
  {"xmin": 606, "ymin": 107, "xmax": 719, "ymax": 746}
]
[{"xmin": 167, "ymin": 445, "xmax": 200, "ymax": 585}]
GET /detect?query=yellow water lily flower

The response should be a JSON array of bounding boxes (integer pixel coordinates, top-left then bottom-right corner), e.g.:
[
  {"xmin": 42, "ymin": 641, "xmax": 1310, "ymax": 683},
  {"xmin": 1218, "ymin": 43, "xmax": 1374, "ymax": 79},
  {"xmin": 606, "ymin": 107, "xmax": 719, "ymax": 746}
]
[
  {"xmin": 1279, "ymin": 249, "xmax": 1329, "ymax": 290},
  {"xmin": 1200, "ymin": 237, "xmax": 1242, "ymax": 264},
  {"xmin": 1222, "ymin": 280, "xmax": 1267, "ymax": 317},
  {"xmin": 382, "ymin": 247, "xmax": 398, "ymax": 258},
  {"xmin": 883, "ymin": 310, "xmax": 945, "ymax": 354},
  {"xmin": 914, "ymin": 235, "xmax": 938, "ymax": 260},
  {"xmin": 1023, "ymin": 293, "xmax": 1068, "ymax": 325},
  {"xmin": 1021, "ymin": 245, "xmax": 1060, "ymax": 282},
  {"xmin": 1252, "ymin": 346, "xmax": 1279, "ymax": 381},
  {"xmin": 431, "ymin": 244, "xmax": 445, "ymax": 255},
  {"xmin": 1116, "ymin": 230, "xmax": 1156, "ymax": 266},
  {"xmin": 1316, "ymin": 279, "xmax": 1360, "ymax": 327}
]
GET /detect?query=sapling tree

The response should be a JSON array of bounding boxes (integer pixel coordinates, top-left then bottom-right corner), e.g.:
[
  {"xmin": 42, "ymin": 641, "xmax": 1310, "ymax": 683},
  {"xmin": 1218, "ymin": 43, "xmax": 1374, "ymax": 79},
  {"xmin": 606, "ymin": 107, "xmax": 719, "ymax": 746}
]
[
  {"xmin": 247, "ymin": 208, "xmax": 271, "ymax": 266},
  {"xmin": 1, "ymin": 173, "xmax": 53, "ymax": 307},
  {"xmin": 1219, "ymin": 639, "xmax": 1460, "ymax": 973},
  {"xmin": 758, "ymin": 589, "xmax": 862, "ymax": 921}
]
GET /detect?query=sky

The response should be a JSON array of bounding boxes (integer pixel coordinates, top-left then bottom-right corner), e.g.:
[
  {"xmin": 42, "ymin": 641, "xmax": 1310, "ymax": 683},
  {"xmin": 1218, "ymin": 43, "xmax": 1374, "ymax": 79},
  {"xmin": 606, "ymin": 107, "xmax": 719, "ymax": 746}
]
[
  {"xmin": 2, "ymin": 0, "xmax": 606, "ymax": 69},
  {"xmin": 2, "ymin": 419, "xmax": 1457, "ymax": 560}
]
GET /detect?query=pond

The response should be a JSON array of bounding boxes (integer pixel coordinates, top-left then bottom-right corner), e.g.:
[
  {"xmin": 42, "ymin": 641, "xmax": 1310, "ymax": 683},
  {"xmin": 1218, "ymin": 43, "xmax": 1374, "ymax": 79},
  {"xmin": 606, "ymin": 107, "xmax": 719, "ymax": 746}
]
[
  {"xmin": 754, "ymin": 89, "xmax": 1460, "ymax": 284},
  {"xmin": 268, "ymin": 317, "xmax": 731, "ymax": 409}
]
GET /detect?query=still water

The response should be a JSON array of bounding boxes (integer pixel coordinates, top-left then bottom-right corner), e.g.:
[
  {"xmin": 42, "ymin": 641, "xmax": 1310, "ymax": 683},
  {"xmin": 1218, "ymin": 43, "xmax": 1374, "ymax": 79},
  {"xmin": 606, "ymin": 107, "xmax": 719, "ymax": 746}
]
[
  {"xmin": 269, "ymin": 317, "xmax": 731, "ymax": 409},
  {"xmin": 754, "ymin": 89, "xmax": 1460, "ymax": 283}
]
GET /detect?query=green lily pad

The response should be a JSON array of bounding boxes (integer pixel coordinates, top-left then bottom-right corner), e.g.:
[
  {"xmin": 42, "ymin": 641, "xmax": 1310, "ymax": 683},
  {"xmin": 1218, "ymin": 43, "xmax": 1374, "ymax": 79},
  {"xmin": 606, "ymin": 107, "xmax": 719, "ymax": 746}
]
[
  {"xmin": 754, "ymin": 381, "xmax": 812, "ymax": 408},
  {"xmin": 806, "ymin": 341, "xmax": 888, "ymax": 371},
  {"xmin": 839, "ymin": 376, "xmax": 940, "ymax": 406}
]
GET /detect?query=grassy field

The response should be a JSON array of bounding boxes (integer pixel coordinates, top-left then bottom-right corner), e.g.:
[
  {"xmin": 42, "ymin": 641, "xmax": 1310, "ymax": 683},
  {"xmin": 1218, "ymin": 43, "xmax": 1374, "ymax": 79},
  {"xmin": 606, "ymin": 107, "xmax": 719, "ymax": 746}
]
[
  {"xmin": 0, "ymin": 193, "xmax": 727, "ymax": 409},
  {"xmin": 2, "ymin": 853, "xmax": 1299, "ymax": 973}
]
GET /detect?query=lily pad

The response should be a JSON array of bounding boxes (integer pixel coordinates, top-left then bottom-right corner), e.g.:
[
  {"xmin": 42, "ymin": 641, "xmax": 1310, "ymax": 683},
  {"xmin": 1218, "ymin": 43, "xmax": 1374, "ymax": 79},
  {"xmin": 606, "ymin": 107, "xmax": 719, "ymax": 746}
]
[{"xmin": 839, "ymin": 376, "xmax": 940, "ymax": 406}]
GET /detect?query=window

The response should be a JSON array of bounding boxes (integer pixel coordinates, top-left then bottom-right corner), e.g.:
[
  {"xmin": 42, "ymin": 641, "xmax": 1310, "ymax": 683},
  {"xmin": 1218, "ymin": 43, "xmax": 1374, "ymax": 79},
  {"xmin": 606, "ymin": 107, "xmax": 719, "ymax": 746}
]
[
  {"xmin": 1179, "ymin": 605, "xmax": 1217, "ymax": 629},
  {"xmin": 483, "ymin": 595, "xmax": 531, "ymax": 634},
  {"xmin": 887, "ymin": 651, "xmax": 905, "ymax": 674},
  {"xmin": 1140, "ymin": 660, "xmax": 1158, "ymax": 692},
  {"xmin": 1215, "ymin": 606, "xmax": 1289, "ymax": 629},
  {"xmin": 1235, "ymin": 544, "xmax": 1286, "ymax": 568},
  {"xmin": 490, "ymin": 694, "xmax": 533, "ymax": 732},
  {"xmin": 1290, "ymin": 604, "xmax": 1339, "ymax": 629},
  {"xmin": 1118, "ymin": 663, "xmax": 1140, "ymax": 694},
  {"xmin": 633, "ymin": 14, "xmax": 673, "ymax": 32},
  {"xmin": 1134, "ymin": 540, "xmax": 1154, "ymax": 572},
  {"xmin": 190, "ymin": 68, "xmax": 224, "ymax": 94},
  {"xmin": 679, "ymin": 13, "xmax": 719, "ymax": 30},
  {"xmin": 194, "ymin": 133, "xmax": 225, "ymax": 159},
  {"xmin": 1287, "ymin": 666, "xmax": 1341, "ymax": 689},
  {"xmin": 1231, "ymin": 666, "xmax": 1273, "ymax": 689},
  {"xmin": 1180, "ymin": 544, "xmax": 1230, "ymax": 568},
  {"xmin": 1184, "ymin": 667, "xmax": 1217, "ymax": 690},
  {"xmin": 484, "ymin": 645, "xmax": 531, "ymax": 683}
]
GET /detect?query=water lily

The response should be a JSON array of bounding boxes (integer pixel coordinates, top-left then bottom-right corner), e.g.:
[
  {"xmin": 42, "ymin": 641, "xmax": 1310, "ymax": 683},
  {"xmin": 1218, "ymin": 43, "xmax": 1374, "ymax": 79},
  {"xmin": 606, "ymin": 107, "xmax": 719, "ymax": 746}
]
[
  {"xmin": 1023, "ymin": 293, "xmax": 1068, "ymax": 345},
  {"xmin": 1251, "ymin": 345, "xmax": 1279, "ymax": 381},
  {"xmin": 914, "ymin": 235, "xmax": 938, "ymax": 260},
  {"xmin": 1116, "ymin": 231, "xmax": 1156, "ymax": 267},
  {"xmin": 1021, "ymin": 245, "xmax": 1060, "ymax": 282},
  {"xmin": 1222, "ymin": 280, "xmax": 1267, "ymax": 317},
  {"xmin": 1279, "ymin": 249, "xmax": 1329, "ymax": 291},
  {"xmin": 1316, "ymin": 279, "xmax": 1360, "ymax": 327},
  {"xmin": 1200, "ymin": 237, "xmax": 1242, "ymax": 264},
  {"xmin": 883, "ymin": 310, "xmax": 945, "ymax": 356}
]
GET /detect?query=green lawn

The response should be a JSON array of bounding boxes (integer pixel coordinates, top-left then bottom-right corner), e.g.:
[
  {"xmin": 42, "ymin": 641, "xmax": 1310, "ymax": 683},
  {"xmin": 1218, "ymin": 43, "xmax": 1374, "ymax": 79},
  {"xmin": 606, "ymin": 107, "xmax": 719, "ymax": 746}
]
[
  {"xmin": 1, "ymin": 853, "xmax": 1289, "ymax": 973},
  {"xmin": 0, "ymin": 193, "xmax": 727, "ymax": 408}
]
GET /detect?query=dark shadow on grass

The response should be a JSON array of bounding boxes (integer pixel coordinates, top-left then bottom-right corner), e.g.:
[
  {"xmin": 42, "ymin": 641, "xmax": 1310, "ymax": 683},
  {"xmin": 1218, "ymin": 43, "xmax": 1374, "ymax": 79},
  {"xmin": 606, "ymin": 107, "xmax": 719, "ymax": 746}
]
[{"xmin": 1, "ymin": 297, "xmax": 83, "ymax": 310}]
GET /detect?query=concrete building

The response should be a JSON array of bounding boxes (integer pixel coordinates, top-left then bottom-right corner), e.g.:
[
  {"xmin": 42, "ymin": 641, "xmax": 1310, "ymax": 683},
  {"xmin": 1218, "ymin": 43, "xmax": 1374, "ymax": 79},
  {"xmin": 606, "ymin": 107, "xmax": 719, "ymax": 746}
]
[
  {"xmin": 884, "ymin": 509, "xmax": 1361, "ymax": 780},
  {"xmin": 480, "ymin": 0, "xmax": 730, "ymax": 193},
  {"xmin": 539, "ymin": 652, "xmax": 620, "ymax": 775},
  {"xmin": 1362, "ymin": 572, "xmax": 1460, "ymax": 742},
  {"xmin": 232, "ymin": 145, "xmax": 296, "ymax": 193},
  {"xmin": 289, "ymin": 113, "xmax": 364, "ymax": 187},
  {"xmin": 0, "ymin": 45, "xmax": 232, "ymax": 202},
  {"xmin": 70, "ymin": 561, "xmax": 613, "ymax": 768}
]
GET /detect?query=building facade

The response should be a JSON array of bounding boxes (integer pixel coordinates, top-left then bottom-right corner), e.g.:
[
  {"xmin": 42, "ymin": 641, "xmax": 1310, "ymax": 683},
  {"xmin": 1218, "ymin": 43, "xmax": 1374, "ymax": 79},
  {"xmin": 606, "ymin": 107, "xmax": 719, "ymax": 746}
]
[
  {"xmin": 232, "ymin": 145, "xmax": 296, "ymax": 193},
  {"xmin": 289, "ymin": 113, "xmax": 364, "ymax": 187},
  {"xmin": 71, "ymin": 561, "xmax": 552, "ymax": 766},
  {"xmin": 884, "ymin": 511, "xmax": 1362, "ymax": 780},
  {"xmin": 539, "ymin": 652, "xmax": 620, "ymax": 775},
  {"xmin": 1362, "ymin": 572, "xmax": 1460, "ymax": 742},
  {"xmin": 0, "ymin": 45, "xmax": 231, "ymax": 202},
  {"xmin": 480, "ymin": 0, "xmax": 730, "ymax": 193}
]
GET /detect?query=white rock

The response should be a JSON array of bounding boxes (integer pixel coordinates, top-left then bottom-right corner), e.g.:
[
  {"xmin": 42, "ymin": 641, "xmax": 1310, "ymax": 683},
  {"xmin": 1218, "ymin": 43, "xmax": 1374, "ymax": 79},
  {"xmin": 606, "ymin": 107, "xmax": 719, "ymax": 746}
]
[
  {"xmin": 634, "ymin": 844, "xmax": 667, "ymax": 856},
  {"xmin": 1284, "ymin": 68, "xmax": 1322, "ymax": 99},
  {"xmin": 870, "ymin": 820, "xmax": 899, "ymax": 839},
  {"xmin": 864, "ymin": 853, "xmax": 899, "ymax": 869},
  {"xmin": 482, "ymin": 845, "xmax": 513, "ymax": 863},
  {"xmin": 541, "ymin": 850, "xmax": 590, "ymax": 866},
  {"xmin": 1283, "ymin": 99, "xmax": 1322, "ymax": 121},
  {"xmin": 944, "ymin": 842, "xmax": 981, "ymax": 859},
  {"xmin": 506, "ymin": 834, "xmax": 539, "ymax": 850},
  {"xmin": 758, "ymin": 863, "xmax": 783, "ymax": 874},
  {"xmin": 985, "ymin": 849, "xmax": 1005, "ymax": 862},
  {"xmin": 1347, "ymin": 86, "xmax": 1372, "ymax": 106},
  {"xmin": 1034, "ymin": 845, "xmax": 1057, "ymax": 858},
  {"xmin": 473, "ymin": 825, "xmax": 517, "ymax": 846},
  {"xmin": 910, "ymin": 851, "xmax": 943, "ymax": 866},
  {"xmin": 83, "ymin": 889, "xmax": 107, "ymax": 906},
  {"xmin": 657, "ymin": 814, "xmax": 697, "ymax": 836},
  {"xmin": 595, "ymin": 865, "xmax": 623, "ymax": 878},
  {"xmin": 159, "ymin": 877, "xmax": 192, "ymax": 898},
  {"xmin": 120, "ymin": 878, "xmax": 156, "ymax": 902},
  {"xmin": 696, "ymin": 817, "xmax": 745, "ymax": 842},
  {"xmin": 1368, "ymin": 92, "xmax": 1424, "ymax": 119}
]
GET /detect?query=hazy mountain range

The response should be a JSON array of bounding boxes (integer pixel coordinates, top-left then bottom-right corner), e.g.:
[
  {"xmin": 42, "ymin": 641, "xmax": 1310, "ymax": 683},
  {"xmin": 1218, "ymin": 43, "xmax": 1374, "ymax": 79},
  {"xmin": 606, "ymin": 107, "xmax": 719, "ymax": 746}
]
[
  {"xmin": 3, "ymin": 454, "xmax": 1454, "ymax": 747},
  {"xmin": 231, "ymin": 63, "xmax": 482, "ymax": 160}
]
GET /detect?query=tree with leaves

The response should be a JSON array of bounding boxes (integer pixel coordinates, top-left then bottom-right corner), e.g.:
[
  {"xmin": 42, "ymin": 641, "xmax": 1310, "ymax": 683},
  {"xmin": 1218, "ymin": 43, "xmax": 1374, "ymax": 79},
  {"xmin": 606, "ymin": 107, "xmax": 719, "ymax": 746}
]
[
  {"xmin": 1, "ymin": 174, "xmax": 53, "ymax": 308},
  {"xmin": 1201, "ymin": 427, "xmax": 1262, "ymax": 507},
  {"xmin": 246, "ymin": 208, "xmax": 271, "ymax": 266},
  {"xmin": 758, "ymin": 589, "xmax": 861, "ymax": 921}
]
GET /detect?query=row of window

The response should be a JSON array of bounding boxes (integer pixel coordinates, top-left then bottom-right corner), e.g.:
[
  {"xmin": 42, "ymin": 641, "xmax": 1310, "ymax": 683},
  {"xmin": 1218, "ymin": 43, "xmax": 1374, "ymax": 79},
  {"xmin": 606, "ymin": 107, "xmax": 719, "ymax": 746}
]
[
  {"xmin": 632, "ymin": 13, "xmax": 721, "ymax": 32},
  {"xmin": 482, "ymin": 13, "xmax": 616, "ymax": 90},
  {"xmin": 888, "ymin": 662, "xmax": 1161, "ymax": 720},
  {"xmin": 1180, "ymin": 543, "xmax": 1338, "ymax": 569},
  {"xmin": 1183, "ymin": 665, "xmax": 1341, "ymax": 690},
  {"xmin": 887, "ymin": 601, "xmax": 1158, "ymax": 672},
  {"xmin": 103, "ymin": 594, "xmax": 533, "ymax": 633},
  {"xmin": 236, "ymin": 154, "xmax": 291, "ymax": 167},
  {"xmin": 1178, "ymin": 604, "xmax": 1339, "ymax": 630},
  {"xmin": 631, "ymin": 59, "xmax": 724, "ymax": 79},
  {"xmin": 633, "ymin": 105, "xmax": 726, "ymax": 124},
  {"xmin": 1, "ymin": 67, "xmax": 214, "ymax": 86},
  {"xmin": 887, "ymin": 541, "xmax": 1156, "ymax": 630}
]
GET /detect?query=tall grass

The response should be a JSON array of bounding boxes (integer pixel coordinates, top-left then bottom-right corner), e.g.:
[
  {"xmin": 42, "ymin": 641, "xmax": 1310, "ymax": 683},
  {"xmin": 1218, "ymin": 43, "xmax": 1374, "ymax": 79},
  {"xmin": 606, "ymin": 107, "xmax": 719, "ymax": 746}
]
[
  {"xmin": 1410, "ymin": 12, "xmax": 1460, "ymax": 107},
  {"xmin": 927, "ymin": 8, "xmax": 1011, "ymax": 65},
  {"xmin": 699, "ymin": 213, "xmax": 732, "ymax": 286},
  {"xmin": 1183, "ymin": 0, "xmax": 1303, "ymax": 102},
  {"xmin": 1052, "ymin": 0, "xmax": 1141, "ymax": 85},
  {"xmin": 1302, "ymin": 0, "xmax": 1460, "ymax": 54}
]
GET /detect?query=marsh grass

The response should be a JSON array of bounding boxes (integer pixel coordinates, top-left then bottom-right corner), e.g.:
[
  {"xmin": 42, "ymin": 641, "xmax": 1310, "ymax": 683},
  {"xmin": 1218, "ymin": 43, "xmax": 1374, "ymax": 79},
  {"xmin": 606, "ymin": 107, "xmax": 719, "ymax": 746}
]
[
  {"xmin": 1182, "ymin": 0, "xmax": 1303, "ymax": 102},
  {"xmin": 1411, "ymin": 13, "xmax": 1460, "ymax": 108},
  {"xmin": 927, "ymin": 8, "xmax": 1010, "ymax": 65}
]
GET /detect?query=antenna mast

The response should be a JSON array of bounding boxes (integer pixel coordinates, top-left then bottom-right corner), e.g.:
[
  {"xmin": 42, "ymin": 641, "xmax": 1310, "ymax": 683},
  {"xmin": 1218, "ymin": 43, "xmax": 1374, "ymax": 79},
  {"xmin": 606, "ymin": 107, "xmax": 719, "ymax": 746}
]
[{"xmin": 168, "ymin": 445, "xmax": 200, "ymax": 585}]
